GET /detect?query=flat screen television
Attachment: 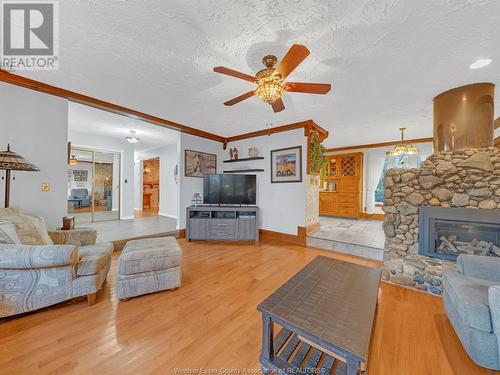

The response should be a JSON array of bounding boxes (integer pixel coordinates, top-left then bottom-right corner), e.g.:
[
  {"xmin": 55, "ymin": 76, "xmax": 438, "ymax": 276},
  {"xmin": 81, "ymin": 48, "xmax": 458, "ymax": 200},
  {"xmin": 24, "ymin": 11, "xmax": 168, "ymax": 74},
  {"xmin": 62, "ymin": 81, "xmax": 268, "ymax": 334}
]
[{"xmin": 203, "ymin": 174, "xmax": 256, "ymax": 205}]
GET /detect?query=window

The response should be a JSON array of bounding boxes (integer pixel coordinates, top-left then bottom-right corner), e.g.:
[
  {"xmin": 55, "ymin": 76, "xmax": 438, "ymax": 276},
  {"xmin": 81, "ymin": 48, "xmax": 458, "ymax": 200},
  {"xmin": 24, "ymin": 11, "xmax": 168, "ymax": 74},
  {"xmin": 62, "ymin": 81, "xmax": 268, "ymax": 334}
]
[{"xmin": 374, "ymin": 154, "xmax": 418, "ymax": 203}]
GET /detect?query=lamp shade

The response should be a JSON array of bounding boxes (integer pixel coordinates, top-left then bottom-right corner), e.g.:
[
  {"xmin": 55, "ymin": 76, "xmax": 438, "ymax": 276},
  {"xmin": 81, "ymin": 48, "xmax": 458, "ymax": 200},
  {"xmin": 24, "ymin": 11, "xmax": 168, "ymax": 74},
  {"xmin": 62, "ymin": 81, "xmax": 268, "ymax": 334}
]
[{"xmin": 0, "ymin": 144, "xmax": 39, "ymax": 171}]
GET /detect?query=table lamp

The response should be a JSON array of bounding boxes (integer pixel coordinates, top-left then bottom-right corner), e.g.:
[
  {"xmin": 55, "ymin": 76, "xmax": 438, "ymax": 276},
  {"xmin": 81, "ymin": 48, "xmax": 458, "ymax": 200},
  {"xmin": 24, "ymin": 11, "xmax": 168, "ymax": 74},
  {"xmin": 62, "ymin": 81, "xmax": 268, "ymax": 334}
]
[{"xmin": 0, "ymin": 144, "xmax": 40, "ymax": 208}]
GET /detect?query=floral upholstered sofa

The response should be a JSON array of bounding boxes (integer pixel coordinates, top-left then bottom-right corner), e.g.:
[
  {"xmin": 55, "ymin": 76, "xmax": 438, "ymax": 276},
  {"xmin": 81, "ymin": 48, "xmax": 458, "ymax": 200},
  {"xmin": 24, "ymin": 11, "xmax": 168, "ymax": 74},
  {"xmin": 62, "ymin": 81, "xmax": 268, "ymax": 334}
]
[{"xmin": 0, "ymin": 208, "xmax": 113, "ymax": 318}]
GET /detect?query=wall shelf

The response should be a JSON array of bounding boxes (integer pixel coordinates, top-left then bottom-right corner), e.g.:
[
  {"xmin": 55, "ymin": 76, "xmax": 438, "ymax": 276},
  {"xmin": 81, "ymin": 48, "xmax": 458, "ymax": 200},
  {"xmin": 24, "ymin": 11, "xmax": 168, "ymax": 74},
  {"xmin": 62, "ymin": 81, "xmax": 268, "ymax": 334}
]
[
  {"xmin": 223, "ymin": 169, "xmax": 264, "ymax": 173},
  {"xmin": 223, "ymin": 157, "xmax": 264, "ymax": 163}
]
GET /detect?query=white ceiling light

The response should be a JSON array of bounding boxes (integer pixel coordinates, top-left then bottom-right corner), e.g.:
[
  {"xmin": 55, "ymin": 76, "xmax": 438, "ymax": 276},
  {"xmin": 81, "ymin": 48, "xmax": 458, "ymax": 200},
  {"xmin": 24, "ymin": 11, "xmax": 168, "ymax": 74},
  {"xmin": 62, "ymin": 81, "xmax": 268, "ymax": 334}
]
[
  {"xmin": 125, "ymin": 130, "xmax": 141, "ymax": 143},
  {"xmin": 469, "ymin": 58, "xmax": 492, "ymax": 70}
]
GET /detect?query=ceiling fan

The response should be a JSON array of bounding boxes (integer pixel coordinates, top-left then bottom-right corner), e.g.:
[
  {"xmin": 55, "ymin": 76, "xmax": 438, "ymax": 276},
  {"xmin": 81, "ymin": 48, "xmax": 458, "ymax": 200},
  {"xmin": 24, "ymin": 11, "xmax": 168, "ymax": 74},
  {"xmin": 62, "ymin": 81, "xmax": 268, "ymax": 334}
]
[{"xmin": 213, "ymin": 44, "xmax": 331, "ymax": 113}]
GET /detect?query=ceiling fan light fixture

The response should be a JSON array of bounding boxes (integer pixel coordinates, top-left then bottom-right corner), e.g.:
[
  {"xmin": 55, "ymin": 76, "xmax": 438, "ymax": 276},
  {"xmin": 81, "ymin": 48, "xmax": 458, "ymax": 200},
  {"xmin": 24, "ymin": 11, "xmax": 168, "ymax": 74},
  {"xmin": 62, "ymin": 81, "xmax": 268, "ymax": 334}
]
[
  {"xmin": 255, "ymin": 81, "xmax": 283, "ymax": 104},
  {"xmin": 69, "ymin": 154, "xmax": 78, "ymax": 165},
  {"xmin": 126, "ymin": 130, "xmax": 141, "ymax": 144},
  {"xmin": 255, "ymin": 67, "xmax": 283, "ymax": 104},
  {"xmin": 213, "ymin": 44, "xmax": 329, "ymax": 111}
]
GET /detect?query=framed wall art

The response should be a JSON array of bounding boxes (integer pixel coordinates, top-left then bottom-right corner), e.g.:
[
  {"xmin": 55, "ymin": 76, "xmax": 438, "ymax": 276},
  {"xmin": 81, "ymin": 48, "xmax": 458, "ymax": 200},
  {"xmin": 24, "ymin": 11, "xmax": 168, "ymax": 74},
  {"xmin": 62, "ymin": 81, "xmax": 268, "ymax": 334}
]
[
  {"xmin": 73, "ymin": 170, "xmax": 88, "ymax": 182},
  {"xmin": 184, "ymin": 149, "xmax": 217, "ymax": 177},
  {"xmin": 270, "ymin": 146, "xmax": 302, "ymax": 183}
]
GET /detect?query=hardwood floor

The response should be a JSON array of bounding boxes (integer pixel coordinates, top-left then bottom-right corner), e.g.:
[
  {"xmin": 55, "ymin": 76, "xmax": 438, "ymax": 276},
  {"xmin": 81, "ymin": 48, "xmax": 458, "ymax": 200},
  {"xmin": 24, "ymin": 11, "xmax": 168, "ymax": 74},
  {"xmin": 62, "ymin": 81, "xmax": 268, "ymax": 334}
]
[
  {"xmin": 133, "ymin": 208, "xmax": 159, "ymax": 218},
  {"xmin": 72, "ymin": 205, "xmax": 109, "ymax": 213},
  {"xmin": 0, "ymin": 239, "xmax": 496, "ymax": 374}
]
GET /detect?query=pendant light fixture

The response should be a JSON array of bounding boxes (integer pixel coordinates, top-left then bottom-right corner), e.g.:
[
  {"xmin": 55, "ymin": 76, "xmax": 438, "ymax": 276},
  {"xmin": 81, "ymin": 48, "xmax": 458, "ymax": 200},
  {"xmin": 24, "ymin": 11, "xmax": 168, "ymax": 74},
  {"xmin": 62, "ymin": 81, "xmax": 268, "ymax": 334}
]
[
  {"xmin": 386, "ymin": 128, "xmax": 419, "ymax": 169},
  {"xmin": 387, "ymin": 128, "xmax": 419, "ymax": 156}
]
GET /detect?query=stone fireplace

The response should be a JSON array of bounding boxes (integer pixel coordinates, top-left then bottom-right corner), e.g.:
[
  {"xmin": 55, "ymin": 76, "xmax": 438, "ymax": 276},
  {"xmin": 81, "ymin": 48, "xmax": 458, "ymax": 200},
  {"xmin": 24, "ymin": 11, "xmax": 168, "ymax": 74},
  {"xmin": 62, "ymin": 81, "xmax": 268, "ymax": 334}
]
[
  {"xmin": 382, "ymin": 148, "xmax": 500, "ymax": 295},
  {"xmin": 419, "ymin": 206, "xmax": 500, "ymax": 261},
  {"xmin": 382, "ymin": 83, "xmax": 498, "ymax": 295}
]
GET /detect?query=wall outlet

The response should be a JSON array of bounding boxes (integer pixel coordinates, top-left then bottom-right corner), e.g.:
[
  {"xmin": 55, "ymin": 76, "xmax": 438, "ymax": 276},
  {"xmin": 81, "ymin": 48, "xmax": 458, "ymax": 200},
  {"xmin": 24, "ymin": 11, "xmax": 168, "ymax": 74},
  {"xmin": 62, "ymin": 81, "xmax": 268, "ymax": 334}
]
[{"xmin": 41, "ymin": 183, "xmax": 50, "ymax": 192}]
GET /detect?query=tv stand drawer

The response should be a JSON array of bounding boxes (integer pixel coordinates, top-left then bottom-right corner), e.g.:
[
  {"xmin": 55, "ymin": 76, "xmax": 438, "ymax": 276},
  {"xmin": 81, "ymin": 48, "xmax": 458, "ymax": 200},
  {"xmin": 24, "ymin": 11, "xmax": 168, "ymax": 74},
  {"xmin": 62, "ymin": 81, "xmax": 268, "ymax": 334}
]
[
  {"xmin": 186, "ymin": 206, "xmax": 258, "ymax": 242},
  {"xmin": 209, "ymin": 232, "xmax": 236, "ymax": 240},
  {"xmin": 211, "ymin": 219, "xmax": 236, "ymax": 229}
]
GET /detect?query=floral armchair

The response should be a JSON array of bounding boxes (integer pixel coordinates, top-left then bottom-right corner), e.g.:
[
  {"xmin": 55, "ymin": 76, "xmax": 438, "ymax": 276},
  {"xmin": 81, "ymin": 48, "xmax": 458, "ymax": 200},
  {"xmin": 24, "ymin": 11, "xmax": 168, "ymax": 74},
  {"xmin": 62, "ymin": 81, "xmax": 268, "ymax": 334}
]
[{"xmin": 0, "ymin": 208, "xmax": 113, "ymax": 318}]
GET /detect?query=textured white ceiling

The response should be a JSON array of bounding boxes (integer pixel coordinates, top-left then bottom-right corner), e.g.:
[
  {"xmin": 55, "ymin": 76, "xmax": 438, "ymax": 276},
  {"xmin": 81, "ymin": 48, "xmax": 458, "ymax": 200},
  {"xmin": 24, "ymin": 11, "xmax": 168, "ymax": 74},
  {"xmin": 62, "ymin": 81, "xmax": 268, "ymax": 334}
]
[
  {"xmin": 68, "ymin": 102, "xmax": 179, "ymax": 153},
  {"xmin": 18, "ymin": 0, "xmax": 500, "ymax": 147}
]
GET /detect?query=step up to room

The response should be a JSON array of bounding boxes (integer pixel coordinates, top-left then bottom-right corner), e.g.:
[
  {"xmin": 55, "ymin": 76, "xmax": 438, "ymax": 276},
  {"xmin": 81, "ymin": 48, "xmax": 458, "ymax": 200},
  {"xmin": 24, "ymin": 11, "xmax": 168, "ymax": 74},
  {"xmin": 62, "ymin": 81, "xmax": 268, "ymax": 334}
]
[{"xmin": 307, "ymin": 236, "xmax": 384, "ymax": 261}]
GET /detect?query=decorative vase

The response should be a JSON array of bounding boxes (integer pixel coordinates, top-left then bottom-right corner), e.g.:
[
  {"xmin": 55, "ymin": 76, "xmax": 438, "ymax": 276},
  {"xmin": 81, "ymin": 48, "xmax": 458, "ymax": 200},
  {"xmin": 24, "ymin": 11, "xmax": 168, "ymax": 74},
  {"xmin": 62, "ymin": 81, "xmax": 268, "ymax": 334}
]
[{"xmin": 248, "ymin": 147, "xmax": 258, "ymax": 158}]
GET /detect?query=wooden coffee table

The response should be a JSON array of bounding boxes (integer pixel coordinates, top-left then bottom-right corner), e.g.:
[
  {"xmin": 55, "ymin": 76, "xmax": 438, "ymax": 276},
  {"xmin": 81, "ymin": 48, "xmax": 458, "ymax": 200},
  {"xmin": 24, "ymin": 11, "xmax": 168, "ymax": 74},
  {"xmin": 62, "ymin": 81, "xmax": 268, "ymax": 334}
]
[{"xmin": 257, "ymin": 256, "xmax": 381, "ymax": 374}]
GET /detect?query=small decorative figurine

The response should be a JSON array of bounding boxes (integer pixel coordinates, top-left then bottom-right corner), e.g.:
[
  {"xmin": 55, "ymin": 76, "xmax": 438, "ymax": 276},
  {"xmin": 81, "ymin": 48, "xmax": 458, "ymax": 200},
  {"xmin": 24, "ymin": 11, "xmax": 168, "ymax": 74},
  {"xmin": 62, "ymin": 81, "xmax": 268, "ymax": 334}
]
[
  {"xmin": 230, "ymin": 148, "xmax": 239, "ymax": 160},
  {"xmin": 192, "ymin": 193, "xmax": 202, "ymax": 207},
  {"xmin": 248, "ymin": 147, "xmax": 258, "ymax": 158}
]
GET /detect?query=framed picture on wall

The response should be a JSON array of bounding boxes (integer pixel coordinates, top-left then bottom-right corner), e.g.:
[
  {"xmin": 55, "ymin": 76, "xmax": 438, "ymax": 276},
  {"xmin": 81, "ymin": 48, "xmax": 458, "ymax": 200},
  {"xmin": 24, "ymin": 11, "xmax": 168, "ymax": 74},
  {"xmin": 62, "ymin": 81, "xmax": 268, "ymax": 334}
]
[
  {"xmin": 270, "ymin": 146, "xmax": 302, "ymax": 183},
  {"xmin": 184, "ymin": 149, "xmax": 217, "ymax": 177},
  {"xmin": 73, "ymin": 170, "xmax": 88, "ymax": 182}
]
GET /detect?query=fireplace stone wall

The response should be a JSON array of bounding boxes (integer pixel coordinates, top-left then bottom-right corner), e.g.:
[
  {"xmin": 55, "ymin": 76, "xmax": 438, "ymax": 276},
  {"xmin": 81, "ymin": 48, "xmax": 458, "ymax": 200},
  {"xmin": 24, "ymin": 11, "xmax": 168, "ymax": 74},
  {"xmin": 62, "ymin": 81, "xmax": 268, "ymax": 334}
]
[{"xmin": 382, "ymin": 147, "xmax": 500, "ymax": 295}]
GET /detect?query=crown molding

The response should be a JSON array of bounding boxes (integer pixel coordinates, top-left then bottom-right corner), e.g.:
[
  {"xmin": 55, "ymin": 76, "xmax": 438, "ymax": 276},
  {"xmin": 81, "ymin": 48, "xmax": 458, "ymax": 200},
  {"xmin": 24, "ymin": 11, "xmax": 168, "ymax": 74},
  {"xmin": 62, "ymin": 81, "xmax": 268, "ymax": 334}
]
[
  {"xmin": 0, "ymin": 70, "xmax": 225, "ymax": 142},
  {"xmin": 224, "ymin": 119, "xmax": 328, "ymax": 148},
  {"xmin": 325, "ymin": 137, "xmax": 434, "ymax": 153},
  {"xmin": 0, "ymin": 70, "xmax": 329, "ymax": 146}
]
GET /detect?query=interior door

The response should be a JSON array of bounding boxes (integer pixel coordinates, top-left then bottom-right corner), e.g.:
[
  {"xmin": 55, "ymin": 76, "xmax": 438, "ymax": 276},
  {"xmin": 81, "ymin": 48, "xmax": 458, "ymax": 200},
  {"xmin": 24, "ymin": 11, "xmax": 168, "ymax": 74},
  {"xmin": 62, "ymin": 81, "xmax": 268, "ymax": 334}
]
[
  {"xmin": 68, "ymin": 149, "xmax": 94, "ymax": 225},
  {"xmin": 68, "ymin": 147, "xmax": 120, "ymax": 224},
  {"xmin": 92, "ymin": 151, "xmax": 120, "ymax": 222}
]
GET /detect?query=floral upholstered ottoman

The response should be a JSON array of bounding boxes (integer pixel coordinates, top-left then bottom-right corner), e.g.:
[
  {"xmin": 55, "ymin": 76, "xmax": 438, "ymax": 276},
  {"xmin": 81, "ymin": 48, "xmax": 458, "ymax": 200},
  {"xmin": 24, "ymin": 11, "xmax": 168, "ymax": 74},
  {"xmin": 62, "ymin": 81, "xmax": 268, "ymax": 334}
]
[{"xmin": 116, "ymin": 237, "xmax": 182, "ymax": 300}]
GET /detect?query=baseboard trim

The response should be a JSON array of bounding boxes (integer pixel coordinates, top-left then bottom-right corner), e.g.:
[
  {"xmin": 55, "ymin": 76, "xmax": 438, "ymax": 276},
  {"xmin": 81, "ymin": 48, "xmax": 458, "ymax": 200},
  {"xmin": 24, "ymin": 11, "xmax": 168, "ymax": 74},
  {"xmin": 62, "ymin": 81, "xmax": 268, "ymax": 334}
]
[
  {"xmin": 361, "ymin": 213, "xmax": 385, "ymax": 220},
  {"xmin": 159, "ymin": 212, "xmax": 178, "ymax": 219},
  {"xmin": 260, "ymin": 226, "xmax": 306, "ymax": 246},
  {"xmin": 306, "ymin": 222, "xmax": 320, "ymax": 235},
  {"xmin": 120, "ymin": 216, "xmax": 134, "ymax": 220}
]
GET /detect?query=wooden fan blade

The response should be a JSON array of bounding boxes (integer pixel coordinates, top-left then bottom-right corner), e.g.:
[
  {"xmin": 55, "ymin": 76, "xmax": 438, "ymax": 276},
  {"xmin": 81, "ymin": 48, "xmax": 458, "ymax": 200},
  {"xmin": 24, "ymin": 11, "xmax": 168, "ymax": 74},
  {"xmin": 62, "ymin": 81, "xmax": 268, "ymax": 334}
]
[
  {"xmin": 275, "ymin": 44, "xmax": 310, "ymax": 79},
  {"xmin": 271, "ymin": 98, "xmax": 285, "ymax": 113},
  {"xmin": 284, "ymin": 82, "xmax": 331, "ymax": 94},
  {"xmin": 214, "ymin": 66, "xmax": 256, "ymax": 83},
  {"xmin": 224, "ymin": 90, "xmax": 256, "ymax": 106}
]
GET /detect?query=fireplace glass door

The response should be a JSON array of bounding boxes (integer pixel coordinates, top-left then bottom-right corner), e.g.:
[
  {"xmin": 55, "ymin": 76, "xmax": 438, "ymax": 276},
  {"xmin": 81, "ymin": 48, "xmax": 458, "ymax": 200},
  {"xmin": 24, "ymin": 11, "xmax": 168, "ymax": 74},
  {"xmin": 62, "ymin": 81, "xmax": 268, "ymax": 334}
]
[{"xmin": 434, "ymin": 219, "xmax": 500, "ymax": 261}]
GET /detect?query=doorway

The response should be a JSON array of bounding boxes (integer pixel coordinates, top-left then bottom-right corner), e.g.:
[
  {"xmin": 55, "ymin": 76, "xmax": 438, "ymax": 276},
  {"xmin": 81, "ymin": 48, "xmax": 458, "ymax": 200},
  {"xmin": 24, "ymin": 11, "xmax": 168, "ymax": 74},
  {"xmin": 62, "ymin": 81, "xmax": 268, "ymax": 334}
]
[
  {"xmin": 68, "ymin": 147, "xmax": 121, "ymax": 224},
  {"xmin": 141, "ymin": 157, "xmax": 159, "ymax": 217}
]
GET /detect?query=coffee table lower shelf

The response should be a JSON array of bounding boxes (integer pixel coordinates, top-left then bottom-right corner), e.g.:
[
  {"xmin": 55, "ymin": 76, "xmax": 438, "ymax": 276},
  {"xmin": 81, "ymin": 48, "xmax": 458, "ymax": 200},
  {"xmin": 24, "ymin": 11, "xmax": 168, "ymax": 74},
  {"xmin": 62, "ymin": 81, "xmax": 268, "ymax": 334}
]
[{"xmin": 260, "ymin": 327, "xmax": 346, "ymax": 375}]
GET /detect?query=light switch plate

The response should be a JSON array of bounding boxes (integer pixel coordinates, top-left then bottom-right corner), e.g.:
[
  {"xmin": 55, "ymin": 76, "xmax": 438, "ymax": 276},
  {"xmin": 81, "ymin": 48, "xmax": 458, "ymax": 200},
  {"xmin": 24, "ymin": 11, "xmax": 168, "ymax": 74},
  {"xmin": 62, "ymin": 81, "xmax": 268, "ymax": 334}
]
[{"xmin": 41, "ymin": 183, "xmax": 50, "ymax": 192}]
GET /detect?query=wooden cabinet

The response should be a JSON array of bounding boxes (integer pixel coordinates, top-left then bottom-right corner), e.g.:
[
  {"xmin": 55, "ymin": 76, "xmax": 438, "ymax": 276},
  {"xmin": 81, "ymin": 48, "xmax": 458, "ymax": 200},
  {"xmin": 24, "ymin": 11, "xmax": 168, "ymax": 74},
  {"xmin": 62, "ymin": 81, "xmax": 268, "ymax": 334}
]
[
  {"xmin": 186, "ymin": 206, "xmax": 259, "ymax": 242},
  {"xmin": 320, "ymin": 152, "xmax": 363, "ymax": 218}
]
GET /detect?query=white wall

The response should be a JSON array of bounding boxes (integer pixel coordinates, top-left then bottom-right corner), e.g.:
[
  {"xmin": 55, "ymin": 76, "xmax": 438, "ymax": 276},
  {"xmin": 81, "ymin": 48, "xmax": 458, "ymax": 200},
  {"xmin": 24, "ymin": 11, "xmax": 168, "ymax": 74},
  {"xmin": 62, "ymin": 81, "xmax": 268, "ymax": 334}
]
[
  {"xmin": 326, "ymin": 141, "xmax": 433, "ymax": 214},
  {"xmin": 112, "ymin": 154, "xmax": 120, "ymax": 211},
  {"xmin": 224, "ymin": 129, "xmax": 308, "ymax": 235},
  {"xmin": 178, "ymin": 129, "xmax": 308, "ymax": 235},
  {"xmin": 134, "ymin": 141, "xmax": 179, "ymax": 219},
  {"xmin": 0, "ymin": 83, "xmax": 68, "ymax": 229},
  {"xmin": 159, "ymin": 144, "xmax": 179, "ymax": 218},
  {"xmin": 133, "ymin": 159, "xmax": 143, "ymax": 210},
  {"xmin": 178, "ymin": 133, "xmax": 223, "ymax": 229},
  {"xmin": 68, "ymin": 130, "xmax": 135, "ymax": 219}
]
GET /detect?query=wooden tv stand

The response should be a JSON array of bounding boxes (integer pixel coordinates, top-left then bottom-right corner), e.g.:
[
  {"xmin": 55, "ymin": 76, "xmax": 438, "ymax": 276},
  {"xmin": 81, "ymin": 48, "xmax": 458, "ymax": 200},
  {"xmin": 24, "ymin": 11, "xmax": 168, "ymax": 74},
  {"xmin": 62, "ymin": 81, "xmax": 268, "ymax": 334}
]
[{"xmin": 186, "ymin": 206, "xmax": 259, "ymax": 243}]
